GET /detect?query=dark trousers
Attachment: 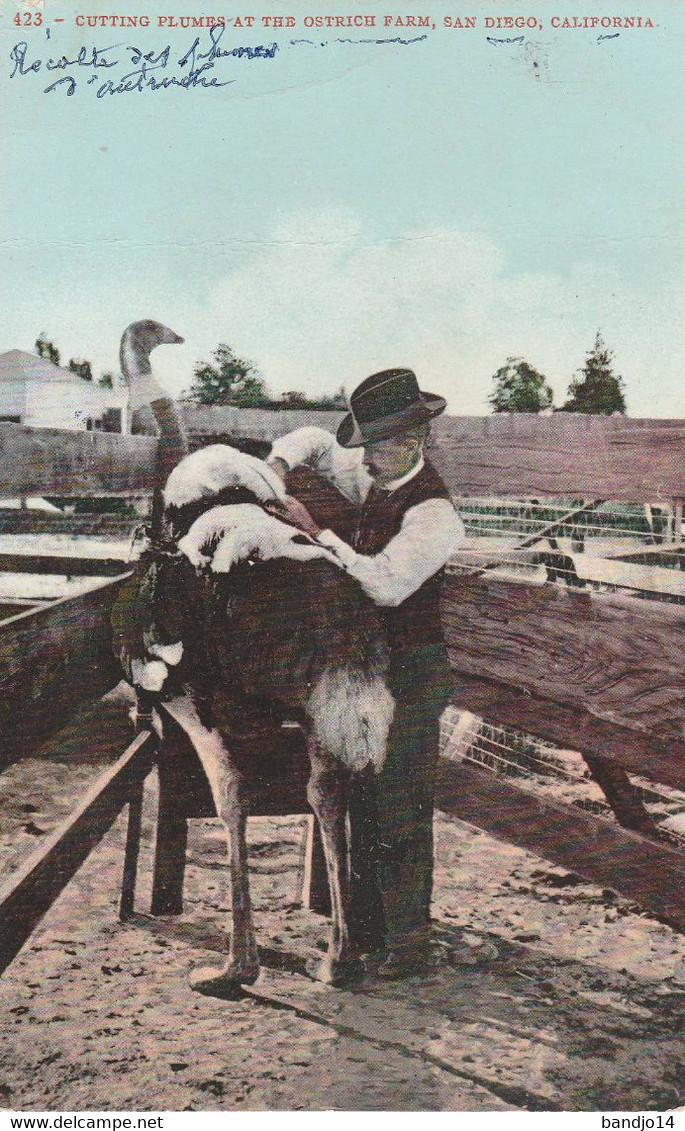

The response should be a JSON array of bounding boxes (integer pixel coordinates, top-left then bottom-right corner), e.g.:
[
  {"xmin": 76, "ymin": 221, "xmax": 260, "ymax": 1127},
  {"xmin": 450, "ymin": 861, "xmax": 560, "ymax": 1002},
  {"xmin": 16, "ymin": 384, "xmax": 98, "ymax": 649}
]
[{"xmin": 348, "ymin": 644, "xmax": 454, "ymax": 950}]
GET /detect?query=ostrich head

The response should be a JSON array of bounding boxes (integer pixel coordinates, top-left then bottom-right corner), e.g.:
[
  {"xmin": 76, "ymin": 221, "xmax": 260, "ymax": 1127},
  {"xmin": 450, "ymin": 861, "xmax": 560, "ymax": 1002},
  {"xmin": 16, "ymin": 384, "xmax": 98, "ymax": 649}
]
[
  {"xmin": 119, "ymin": 320, "xmax": 187, "ymax": 541},
  {"xmin": 120, "ymin": 320, "xmax": 184, "ymax": 384}
]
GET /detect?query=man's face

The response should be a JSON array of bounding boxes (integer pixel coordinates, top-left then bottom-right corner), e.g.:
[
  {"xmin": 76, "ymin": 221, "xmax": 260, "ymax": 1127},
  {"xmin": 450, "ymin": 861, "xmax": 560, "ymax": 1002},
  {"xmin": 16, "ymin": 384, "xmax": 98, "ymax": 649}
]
[{"xmin": 362, "ymin": 431, "xmax": 424, "ymax": 486}]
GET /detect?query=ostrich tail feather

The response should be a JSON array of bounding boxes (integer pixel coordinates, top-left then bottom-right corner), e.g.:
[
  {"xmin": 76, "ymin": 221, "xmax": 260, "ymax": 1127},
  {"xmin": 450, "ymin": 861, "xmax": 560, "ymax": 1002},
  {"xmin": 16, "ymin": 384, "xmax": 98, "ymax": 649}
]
[{"xmin": 307, "ymin": 668, "xmax": 394, "ymax": 772}]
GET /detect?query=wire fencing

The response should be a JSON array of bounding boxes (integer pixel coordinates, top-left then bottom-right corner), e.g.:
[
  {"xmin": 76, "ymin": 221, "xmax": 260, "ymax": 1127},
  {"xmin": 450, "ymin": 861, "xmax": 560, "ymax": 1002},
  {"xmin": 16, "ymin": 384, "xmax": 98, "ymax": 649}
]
[
  {"xmin": 456, "ymin": 497, "xmax": 680, "ymax": 544},
  {"xmin": 446, "ymin": 498, "xmax": 685, "ymax": 604},
  {"xmin": 440, "ymin": 705, "xmax": 685, "ymax": 849}
]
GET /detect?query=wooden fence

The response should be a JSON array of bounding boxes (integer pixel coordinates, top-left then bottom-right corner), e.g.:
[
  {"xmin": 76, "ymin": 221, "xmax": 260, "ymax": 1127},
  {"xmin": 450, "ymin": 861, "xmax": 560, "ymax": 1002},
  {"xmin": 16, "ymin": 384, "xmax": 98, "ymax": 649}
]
[
  {"xmin": 3, "ymin": 410, "xmax": 685, "ymax": 501},
  {"xmin": 0, "ymin": 412, "xmax": 684, "ymax": 971}
]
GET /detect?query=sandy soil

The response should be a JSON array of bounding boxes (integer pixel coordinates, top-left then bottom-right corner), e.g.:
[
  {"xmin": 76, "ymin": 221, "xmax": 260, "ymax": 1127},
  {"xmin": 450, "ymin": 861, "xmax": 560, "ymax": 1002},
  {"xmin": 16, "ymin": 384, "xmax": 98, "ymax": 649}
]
[{"xmin": 1, "ymin": 745, "xmax": 684, "ymax": 1113}]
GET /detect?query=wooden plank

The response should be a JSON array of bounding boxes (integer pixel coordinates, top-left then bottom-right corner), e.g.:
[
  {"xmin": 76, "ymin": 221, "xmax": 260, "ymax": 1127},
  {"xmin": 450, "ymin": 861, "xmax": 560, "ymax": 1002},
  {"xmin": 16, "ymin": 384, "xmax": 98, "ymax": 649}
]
[
  {"xmin": 184, "ymin": 404, "xmax": 345, "ymax": 444},
  {"xmin": 571, "ymin": 557, "xmax": 685, "ymax": 598},
  {"xmin": 450, "ymin": 674, "xmax": 684, "ymax": 793},
  {"xmin": 449, "ymin": 550, "xmax": 685, "ymax": 599},
  {"xmin": 0, "ymin": 511, "xmax": 136, "ymax": 536},
  {"xmin": 435, "ymin": 757, "xmax": 685, "ymax": 930},
  {"xmin": 0, "ymin": 575, "xmax": 130, "ymax": 767},
  {"xmin": 184, "ymin": 407, "xmax": 685, "ymax": 503},
  {"xmin": 0, "ymin": 599, "xmax": 50, "ymax": 621},
  {"xmin": 3, "ymin": 412, "xmax": 685, "ymax": 502},
  {"xmin": 441, "ymin": 575, "xmax": 685, "ymax": 790},
  {"xmin": 431, "ymin": 415, "xmax": 685, "ymax": 503},
  {"xmin": 150, "ymin": 719, "xmax": 193, "ymax": 917},
  {"xmin": 0, "ymin": 422, "xmax": 157, "ymax": 497},
  {"xmin": 0, "ymin": 731, "xmax": 156, "ymax": 974},
  {"xmin": 119, "ymin": 777, "xmax": 144, "ymax": 920},
  {"xmin": 0, "ymin": 553, "xmax": 129, "ymax": 577},
  {"xmin": 603, "ymin": 543, "xmax": 685, "ymax": 568}
]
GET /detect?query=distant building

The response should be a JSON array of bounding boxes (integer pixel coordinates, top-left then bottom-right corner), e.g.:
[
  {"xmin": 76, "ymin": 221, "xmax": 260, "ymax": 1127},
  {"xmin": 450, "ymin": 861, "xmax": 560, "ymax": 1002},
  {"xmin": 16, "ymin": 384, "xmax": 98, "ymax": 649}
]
[{"xmin": 0, "ymin": 349, "xmax": 130, "ymax": 433}]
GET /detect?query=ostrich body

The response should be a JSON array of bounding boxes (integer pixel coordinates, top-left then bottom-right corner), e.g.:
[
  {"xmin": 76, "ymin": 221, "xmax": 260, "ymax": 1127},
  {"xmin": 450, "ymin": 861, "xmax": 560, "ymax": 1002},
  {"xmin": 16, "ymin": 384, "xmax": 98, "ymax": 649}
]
[{"xmin": 113, "ymin": 321, "xmax": 394, "ymax": 993}]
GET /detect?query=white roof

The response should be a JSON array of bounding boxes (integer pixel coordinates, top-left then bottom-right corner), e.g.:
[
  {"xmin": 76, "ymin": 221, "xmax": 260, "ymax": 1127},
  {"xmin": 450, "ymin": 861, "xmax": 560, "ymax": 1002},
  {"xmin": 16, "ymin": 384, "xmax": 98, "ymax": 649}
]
[
  {"xmin": 0, "ymin": 348, "xmax": 128, "ymax": 411},
  {"xmin": 0, "ymin": 349, "xmax": 92, "ymax": 386}
]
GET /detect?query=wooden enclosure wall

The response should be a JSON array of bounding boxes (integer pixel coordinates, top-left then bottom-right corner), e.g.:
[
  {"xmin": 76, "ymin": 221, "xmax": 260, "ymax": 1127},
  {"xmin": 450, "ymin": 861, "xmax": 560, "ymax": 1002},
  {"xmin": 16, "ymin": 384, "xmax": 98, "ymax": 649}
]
[
  {"xmin": 442, "ymin": 576, "xmax": 685, "ymax": 791},
  {"xmin": 3, "ymin": 411, "xmax": 685, "ymax": 502},
  {"xmin": 0, "ymin": 577, "xmax": 128, "ymax": 766}
]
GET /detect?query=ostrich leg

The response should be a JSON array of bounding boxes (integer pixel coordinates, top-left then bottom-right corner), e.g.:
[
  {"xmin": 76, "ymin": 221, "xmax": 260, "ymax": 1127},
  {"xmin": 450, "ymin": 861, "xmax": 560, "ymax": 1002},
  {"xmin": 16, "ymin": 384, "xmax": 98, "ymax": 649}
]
[
  {"xmin": 162, "ymin": 695, "xmax": 260, "ymax": 996},
  {"xmin": 306, "ymin": 740, "xmax": 364, "ymax": 986}
]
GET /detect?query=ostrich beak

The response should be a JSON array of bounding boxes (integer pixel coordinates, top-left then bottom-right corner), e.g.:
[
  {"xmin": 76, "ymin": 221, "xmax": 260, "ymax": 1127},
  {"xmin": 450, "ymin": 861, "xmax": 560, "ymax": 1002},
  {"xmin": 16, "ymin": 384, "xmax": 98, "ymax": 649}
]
[{"xmin": 164, "ymin": 330, "xmax": 185, "ymax": 345}]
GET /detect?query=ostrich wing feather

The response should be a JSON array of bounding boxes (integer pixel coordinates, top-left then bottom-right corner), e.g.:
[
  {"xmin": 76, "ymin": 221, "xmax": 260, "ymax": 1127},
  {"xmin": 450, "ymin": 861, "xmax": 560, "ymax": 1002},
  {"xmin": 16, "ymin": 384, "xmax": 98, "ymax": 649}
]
[
  {"xmin": 164, "ymin": 445, "xmax": 287, "ymax": 509},
  {"xmin": 178, "ymin": 504, "xmax": 338, "ymax": 572}
]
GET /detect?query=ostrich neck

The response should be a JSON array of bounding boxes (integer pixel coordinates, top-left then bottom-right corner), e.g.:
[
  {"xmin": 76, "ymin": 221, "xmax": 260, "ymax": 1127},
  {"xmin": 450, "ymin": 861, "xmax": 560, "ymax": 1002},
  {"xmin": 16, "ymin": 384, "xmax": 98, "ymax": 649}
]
[
  {"xmin": 121, "ymin": 332, "xmax": 189, "ymax": 543},
  {"xmin": 120, "ymin": 334, "xmax": 152, "ymax": 381}
]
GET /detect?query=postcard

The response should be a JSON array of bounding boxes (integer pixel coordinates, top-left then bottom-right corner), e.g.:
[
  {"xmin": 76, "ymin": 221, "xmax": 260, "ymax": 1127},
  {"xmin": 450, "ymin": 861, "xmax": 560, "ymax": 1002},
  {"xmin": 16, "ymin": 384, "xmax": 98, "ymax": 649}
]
[{"xmin": 0, "ymin": 0, "xmax": 683, "ymax": 1117}]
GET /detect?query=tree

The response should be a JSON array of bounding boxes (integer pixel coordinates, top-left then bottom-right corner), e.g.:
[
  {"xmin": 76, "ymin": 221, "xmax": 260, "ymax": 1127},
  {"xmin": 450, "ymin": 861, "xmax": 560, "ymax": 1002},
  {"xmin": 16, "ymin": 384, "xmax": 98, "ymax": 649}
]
[
  {"xmin": 186, "ymin": 344, "xmax": 270, "ymax": 407},
  {"xmin": 35, "ymin": 333, "xmax": 60, "ymax": 366},
  {"xmin": 562, "ymin": 332, "xmax": 626, "ymax": 415},
  {"xmin": 488, "ymin": 357, "xmax": 554, "ymax": 413},
  {"xmin": 34, "ymin": 334, "xmax": 115, "ymax": 388},
  {"xmin": 68, "ymin": 357, "xmax": 94, "ymax": 382}
]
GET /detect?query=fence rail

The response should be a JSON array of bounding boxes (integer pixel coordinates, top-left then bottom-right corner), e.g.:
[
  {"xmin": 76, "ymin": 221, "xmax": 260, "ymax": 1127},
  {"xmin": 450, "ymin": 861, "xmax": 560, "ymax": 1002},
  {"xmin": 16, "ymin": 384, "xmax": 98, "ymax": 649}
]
[
  {"xmin": 3, "ymin": 411, "xmax": 685, "ymax": 502},
  {"xmin": 0, "ymin": 730, "xmax": 156, "ymax": 975},
  {"xmin": 0, "ymin": 574, "xmax": 130, "ymax": 766}
]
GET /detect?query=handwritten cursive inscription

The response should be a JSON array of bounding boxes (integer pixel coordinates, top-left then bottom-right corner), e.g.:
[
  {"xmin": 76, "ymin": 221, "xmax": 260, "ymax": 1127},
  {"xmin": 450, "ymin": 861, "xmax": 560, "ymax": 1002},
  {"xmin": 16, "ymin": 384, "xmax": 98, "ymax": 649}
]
[{"xmin": 9, "ymin": 25, "xmax": 279, "ymax": 97}]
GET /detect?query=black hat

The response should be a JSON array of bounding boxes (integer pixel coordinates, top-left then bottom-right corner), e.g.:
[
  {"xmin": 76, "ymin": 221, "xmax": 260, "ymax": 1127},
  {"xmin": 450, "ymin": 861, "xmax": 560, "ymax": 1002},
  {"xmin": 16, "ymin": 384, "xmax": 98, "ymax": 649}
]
[{"xmin": 336, "ymin": 368, "xmax": 447, "ymax": 448}]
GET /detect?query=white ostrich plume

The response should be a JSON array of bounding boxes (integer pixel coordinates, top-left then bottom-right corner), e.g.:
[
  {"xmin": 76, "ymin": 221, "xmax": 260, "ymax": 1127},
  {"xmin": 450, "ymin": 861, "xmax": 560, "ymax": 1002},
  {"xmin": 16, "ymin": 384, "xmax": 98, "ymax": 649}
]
[
  {"xmin": 164, "ymin": 445, "xmax": 287, "ymax": 509},
  {"xmin": 307, "ymin": 669, "xmax": 394, "ymax": 772},
  {"xmin": 178, "ymin": 503, "xmax": 338, "ymax": 572},
  {"xmin": 130, "ymin": 657, "xmax": 169, "ymax": 693}
]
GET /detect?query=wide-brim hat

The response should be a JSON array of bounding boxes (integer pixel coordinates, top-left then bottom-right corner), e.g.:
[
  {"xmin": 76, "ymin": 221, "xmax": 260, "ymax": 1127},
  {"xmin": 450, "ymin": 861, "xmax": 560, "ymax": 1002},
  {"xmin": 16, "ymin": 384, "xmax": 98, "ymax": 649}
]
[{"xmin": 337, "ymin": 368, "xmax": 447, "ymax": 448}]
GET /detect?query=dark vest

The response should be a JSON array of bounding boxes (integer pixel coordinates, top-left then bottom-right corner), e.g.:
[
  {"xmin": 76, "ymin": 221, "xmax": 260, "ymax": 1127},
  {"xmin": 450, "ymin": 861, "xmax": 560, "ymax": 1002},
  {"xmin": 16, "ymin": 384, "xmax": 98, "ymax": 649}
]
[{"xmin": 353, "ymin": 460, "xmax": 451, "ymax": 651}]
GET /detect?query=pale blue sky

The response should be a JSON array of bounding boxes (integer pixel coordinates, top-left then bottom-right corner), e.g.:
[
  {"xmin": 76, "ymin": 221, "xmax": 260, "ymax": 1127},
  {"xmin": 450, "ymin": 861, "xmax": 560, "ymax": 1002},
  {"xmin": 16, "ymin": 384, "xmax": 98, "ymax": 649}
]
[{"xmin": 1, "ymin": 0, "xmax": 683, "ymax": 415}]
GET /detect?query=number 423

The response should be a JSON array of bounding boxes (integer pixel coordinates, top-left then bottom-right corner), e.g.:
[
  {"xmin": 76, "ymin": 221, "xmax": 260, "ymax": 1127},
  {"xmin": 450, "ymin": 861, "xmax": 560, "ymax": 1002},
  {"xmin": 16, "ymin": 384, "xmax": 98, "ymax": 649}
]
[{"xmin": 14, "ymin": 10, "xmax": 44, "ymax": 25}]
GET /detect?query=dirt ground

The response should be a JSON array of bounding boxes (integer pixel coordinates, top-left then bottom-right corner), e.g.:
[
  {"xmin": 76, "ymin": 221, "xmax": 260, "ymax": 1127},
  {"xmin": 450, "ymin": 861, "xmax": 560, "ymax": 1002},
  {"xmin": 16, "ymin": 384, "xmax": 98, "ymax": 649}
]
[{"xmin": 1, "ymin": 731, "xmax": 684, "ymax": 1115}]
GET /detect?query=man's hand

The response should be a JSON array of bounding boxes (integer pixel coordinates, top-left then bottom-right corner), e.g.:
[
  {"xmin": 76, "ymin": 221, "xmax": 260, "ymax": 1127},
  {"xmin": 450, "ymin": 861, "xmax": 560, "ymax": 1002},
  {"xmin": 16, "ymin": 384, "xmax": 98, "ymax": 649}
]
[{"xmin": 264, "ymin": 495, "xmax": 322, "ymax": 538}]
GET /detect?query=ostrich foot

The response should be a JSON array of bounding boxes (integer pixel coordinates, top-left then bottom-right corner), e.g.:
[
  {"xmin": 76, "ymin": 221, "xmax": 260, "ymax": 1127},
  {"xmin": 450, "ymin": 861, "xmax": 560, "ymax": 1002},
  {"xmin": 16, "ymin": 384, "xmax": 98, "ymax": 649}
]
[
  {"xmin": 189, "ymin": 960, "xmax": 260, "ymax": 998},
  {"xmin": 311, "ymin": 952, "xmax": 365, "ymax": 988}
]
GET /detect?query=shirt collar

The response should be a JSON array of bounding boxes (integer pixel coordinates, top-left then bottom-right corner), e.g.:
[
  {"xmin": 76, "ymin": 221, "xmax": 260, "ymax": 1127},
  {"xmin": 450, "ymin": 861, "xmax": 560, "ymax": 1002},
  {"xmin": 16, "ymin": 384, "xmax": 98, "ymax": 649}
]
[{"xmin": 382, "ymin": 456, "xmax": 425, "ymax": 494}]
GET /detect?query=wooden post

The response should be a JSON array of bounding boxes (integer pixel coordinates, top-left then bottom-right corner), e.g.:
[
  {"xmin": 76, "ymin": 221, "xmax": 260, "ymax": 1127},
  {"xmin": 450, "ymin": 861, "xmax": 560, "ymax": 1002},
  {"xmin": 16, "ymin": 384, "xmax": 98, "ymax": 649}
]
[
  {"xmin": 147, "ymin": 703, "xmax": 218, "ymax": 917},
  {"xmin": 673, "ymin": 499, "xmax": 684, "ymax": 543},
  {"xmin": 300, "ymin": 815, "xmax": 330, "ymax": 915},
  {"xmin": 582, "ymin": 754, "xmax": 658, "ymax": 837},
  {"xmin": 150, "ymin": 750, "xmax": 189, "ymax": 916},
  {"xmin": 119, "ymin": 778, "xmax": 144, "ymax": 919}
]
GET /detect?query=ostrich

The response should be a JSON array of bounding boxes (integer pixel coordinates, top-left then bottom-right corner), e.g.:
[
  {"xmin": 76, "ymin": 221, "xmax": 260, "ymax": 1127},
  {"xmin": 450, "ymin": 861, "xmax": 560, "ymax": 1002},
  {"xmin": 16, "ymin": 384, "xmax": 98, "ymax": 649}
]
[{"xmin": 112, "ymin": 321, "xmax": 394, "ymax": 994}]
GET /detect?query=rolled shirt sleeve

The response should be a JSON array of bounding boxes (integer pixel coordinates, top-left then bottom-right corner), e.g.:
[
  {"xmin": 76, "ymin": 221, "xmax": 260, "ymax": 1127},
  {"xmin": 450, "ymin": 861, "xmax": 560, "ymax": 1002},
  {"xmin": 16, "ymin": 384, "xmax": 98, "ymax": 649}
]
[
  {"xmin": 316, "ymin": 498, "xmax": 465, "ymax": 606},
  {"xmin": 269, "ymin": 426, "xmax": 371, "ymax": 505}
]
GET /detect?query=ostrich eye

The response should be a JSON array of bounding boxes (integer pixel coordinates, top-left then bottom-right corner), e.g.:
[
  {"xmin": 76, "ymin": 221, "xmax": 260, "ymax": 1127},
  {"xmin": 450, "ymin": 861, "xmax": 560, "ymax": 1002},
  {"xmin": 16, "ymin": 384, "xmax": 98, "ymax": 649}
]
[{"xmin": 292, "ymin": 534, "xmax": 311, "ymax": 545}]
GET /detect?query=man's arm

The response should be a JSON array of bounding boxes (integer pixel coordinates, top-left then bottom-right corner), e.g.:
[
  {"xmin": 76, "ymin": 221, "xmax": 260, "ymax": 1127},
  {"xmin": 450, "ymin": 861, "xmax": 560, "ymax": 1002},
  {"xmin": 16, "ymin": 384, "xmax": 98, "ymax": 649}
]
[
  {"xmin": 316, "ymin": 499, "xmax": 465, "ymax": 606},
  {"xmin": 268, "ymin": 426, "xmax": 371, "ymax": 505}
]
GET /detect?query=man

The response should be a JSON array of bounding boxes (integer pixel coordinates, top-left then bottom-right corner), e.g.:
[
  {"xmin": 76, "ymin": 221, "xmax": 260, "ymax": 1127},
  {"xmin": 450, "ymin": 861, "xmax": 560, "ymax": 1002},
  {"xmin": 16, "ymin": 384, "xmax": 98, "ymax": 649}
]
[{"xmin": 267, "ymin": 368, "xmax": 464, "ymax": 978}]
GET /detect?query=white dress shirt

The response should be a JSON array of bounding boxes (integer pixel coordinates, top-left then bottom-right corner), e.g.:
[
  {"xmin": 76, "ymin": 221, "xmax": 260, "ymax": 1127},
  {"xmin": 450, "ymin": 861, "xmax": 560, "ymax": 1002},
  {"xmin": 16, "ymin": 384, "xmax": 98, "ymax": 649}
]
[{"xmin": 269, "ymin": 427, "xmax": 464, "ymax": 607}]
